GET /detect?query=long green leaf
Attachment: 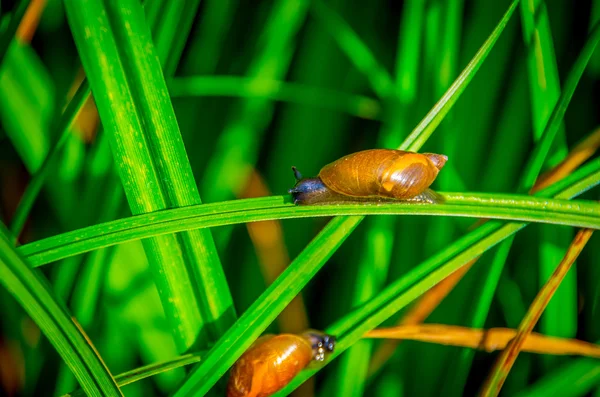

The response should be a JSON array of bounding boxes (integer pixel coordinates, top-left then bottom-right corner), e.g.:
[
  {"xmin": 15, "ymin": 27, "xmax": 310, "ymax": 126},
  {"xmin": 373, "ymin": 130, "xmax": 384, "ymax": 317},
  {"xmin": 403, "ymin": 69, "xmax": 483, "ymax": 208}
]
[
  {"xmin": 168, "ymin": 76, "xmax": 381, "ymax": 120},
  {"xmin": 0, "ymin": 223, "xmax": 122, "ymax": 397},
  {"xmin": 63, "ymin": 0, "xmax": 234, "ymax": 351},
  {"xmin": 18, "ymin": 179, "xmax": 600, "ymax": 268}
]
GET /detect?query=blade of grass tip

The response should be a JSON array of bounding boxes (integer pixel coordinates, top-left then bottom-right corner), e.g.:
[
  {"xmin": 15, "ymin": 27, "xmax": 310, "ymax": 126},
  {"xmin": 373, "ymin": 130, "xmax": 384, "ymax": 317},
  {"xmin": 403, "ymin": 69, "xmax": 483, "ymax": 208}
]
[
  {"xmin": 401, "ymin": 0, "xmax": 519, "ymax": 152},
  {"xmin": 272, "ymin": 164, "xmax": 600, "ymax": 396},
  {"xmin": 63, "ymin": 0, "xmax": 233, "ymax": 351},
  {"xmin": 478, "ymin": 227, "xmax": 595, "ymax": 397},
  {"xmin": 0, "ymin": 0, "xmax": 28, "ymax": 65},
  {"xmin": 9, "ymin": 80, "xmax": 91, "ymax": 242},
  {"xmin": 333, "ymin": 0, "xmax": 425, "ymax": 394},
  {"xmin": 18, "ymin": 188, "xmax": 600, "ymax": 269},
  {"xmin": 167, "ymin": 76, "xmax": 381, "ymax": 120},
  {"xmin": 309, "ymin": 0, "xmax": 394, "ymax": 99},
  {"xmin": 520, "ymin": 0, "xmax": 565, "ymax": 144},
  {"xmin": 0, "ymin": 223, "xmax": 122, "ymax": 397},
  {"xmin": 365, "ymin": 324, "xmax": 600, "ymax": 357}
]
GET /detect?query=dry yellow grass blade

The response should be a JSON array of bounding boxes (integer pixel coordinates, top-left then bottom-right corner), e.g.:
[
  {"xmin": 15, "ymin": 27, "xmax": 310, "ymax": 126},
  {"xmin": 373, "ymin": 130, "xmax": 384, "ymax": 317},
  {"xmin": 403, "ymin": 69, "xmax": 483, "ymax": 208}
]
[
  {"xmin": 365, "ymin": 323, "xmax": 600, "ymax": 357},
  {"xmin": 15, "ymin": 0, "xmax": 46, "ymax": 43}
]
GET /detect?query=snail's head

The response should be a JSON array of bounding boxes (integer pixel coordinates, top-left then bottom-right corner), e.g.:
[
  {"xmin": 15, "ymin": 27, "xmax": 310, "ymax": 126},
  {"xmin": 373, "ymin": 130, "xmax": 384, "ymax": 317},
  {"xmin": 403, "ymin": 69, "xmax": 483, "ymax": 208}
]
[{"xmin": 288, "ymin": 167, "xmax": 329, "ymax": 205}]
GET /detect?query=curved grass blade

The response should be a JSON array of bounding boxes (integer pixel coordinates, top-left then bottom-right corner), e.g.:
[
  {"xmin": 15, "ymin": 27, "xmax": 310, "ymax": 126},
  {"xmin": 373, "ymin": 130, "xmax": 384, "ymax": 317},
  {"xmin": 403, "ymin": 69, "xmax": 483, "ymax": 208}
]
[
  {"xmin": 17, "ymin": 181, "xmax": 600, "ymax": 268},
  {"xmin": 0, "ymin": 224, "xmax": 122, "ymax": 397},
  {"xmin": 167, "ymin": 76, "xmax": 381, "ymax": 120}
]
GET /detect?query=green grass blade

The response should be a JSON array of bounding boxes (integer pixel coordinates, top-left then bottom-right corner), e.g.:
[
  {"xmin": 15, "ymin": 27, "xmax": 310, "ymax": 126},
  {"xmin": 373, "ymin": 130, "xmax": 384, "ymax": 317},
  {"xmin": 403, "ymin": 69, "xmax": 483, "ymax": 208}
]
[
  {"xmin": 0, "ymin": 223, "xmax": 122, "ymax": 397},
  {"xmin": 519, "ymin": 21, "xmax": 600, "ymax": 191},
  {"xmin": 9, "ymin": 80, "xmax": 91, "ymax": 240},
  {"xmin": 17, "ymin": 174, "xmax": 600, "ymax": 268},
  {"xmin": 0, "ymin": 0, "xmax": 28, "ymax": 65},
  {"xmin": 310, "ymin": 0, "xmax": 394, "ymax": 98},
  {"xmin": 589, "ymin": 0, "xmax": 600, "ymax": 76},
  {"xmin": 64, "ymin": 351, "xmax": 205, "ymax": 397},
  {"xmin": 513, "ymin": 356, "xmax": 600, "ymax": 397},
  {"xmin": 63, "ymin": 0, "xmax": 234, "ymax": 350},
  {"xmin": 401, "ymin": 0, "xmax": 519, "ymax": 151},
  {"xmin": 168, "ymin": 75, "xmax": 381, "ymax": 120}
]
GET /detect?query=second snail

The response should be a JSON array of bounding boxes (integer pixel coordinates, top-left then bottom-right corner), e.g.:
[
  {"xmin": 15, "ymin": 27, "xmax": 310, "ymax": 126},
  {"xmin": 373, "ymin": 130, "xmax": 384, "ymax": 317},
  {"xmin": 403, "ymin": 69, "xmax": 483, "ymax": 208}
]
[
  {"xmin": 227, "ymin": 330, "xmax": 335, "ymax": 397},
  {"xmin": 289, "ymin": 149, "xmax": 448, "ymax": 205}
]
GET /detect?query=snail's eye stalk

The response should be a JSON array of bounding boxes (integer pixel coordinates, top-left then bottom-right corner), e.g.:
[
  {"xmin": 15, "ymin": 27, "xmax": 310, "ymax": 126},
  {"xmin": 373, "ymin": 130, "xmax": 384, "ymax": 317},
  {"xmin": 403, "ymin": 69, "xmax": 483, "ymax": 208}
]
[{"xmin": 292, "ymin": 166, "xmax": 303, "ymax": 181}]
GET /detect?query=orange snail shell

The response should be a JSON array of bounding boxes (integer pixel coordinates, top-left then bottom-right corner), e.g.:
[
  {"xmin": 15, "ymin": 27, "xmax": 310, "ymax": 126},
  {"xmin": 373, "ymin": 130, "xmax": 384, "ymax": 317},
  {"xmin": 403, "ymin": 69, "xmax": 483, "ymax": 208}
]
[
  {"xmin": 290, "ymin": 149, "xmax": 448, "ymax": 205},
  {"xmin": 226, "ymin": 332, "xmax": 334, "ymax": 397}
]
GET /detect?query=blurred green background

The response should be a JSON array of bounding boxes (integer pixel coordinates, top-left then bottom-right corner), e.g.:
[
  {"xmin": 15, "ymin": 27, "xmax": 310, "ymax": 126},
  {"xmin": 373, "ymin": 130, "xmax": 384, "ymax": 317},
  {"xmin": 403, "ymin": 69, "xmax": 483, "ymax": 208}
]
[{"xmin": 1, "ymin": 0, "xmax": 599, "ymax": 396}]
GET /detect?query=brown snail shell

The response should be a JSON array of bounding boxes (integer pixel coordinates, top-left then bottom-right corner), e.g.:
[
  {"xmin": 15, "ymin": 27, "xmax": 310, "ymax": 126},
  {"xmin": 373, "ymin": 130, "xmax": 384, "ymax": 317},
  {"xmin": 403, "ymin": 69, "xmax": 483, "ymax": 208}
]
[
  {"xmin": 289, "ymin": 149, "xmax": 448, "ymax": 205},
  {"xmin": 226, "ymin": 331, "xmax": 335, "ymax": 397}
]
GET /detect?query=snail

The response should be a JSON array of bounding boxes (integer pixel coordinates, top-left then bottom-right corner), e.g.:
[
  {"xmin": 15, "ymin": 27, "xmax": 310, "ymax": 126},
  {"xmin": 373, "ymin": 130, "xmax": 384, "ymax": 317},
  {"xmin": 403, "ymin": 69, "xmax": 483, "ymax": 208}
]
[
  {"xmin": 288, "ymin": 149, "xmax": 448, "ymax": 205},
  {"xmin": 226, "ymin": 330, "xmax": 335, "ymax": 397}
]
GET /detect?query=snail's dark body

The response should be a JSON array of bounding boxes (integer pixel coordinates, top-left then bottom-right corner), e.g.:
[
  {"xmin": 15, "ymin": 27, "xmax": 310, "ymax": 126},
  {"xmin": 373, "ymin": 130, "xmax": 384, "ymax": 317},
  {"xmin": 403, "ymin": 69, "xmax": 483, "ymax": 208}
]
[
  {"xmin": 289, "ymin": 149, "xmax": 448, "ymax": 205},
  {"xmin": 227, "ymin": 331, "xmax": 335, "ymax": 397}
]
